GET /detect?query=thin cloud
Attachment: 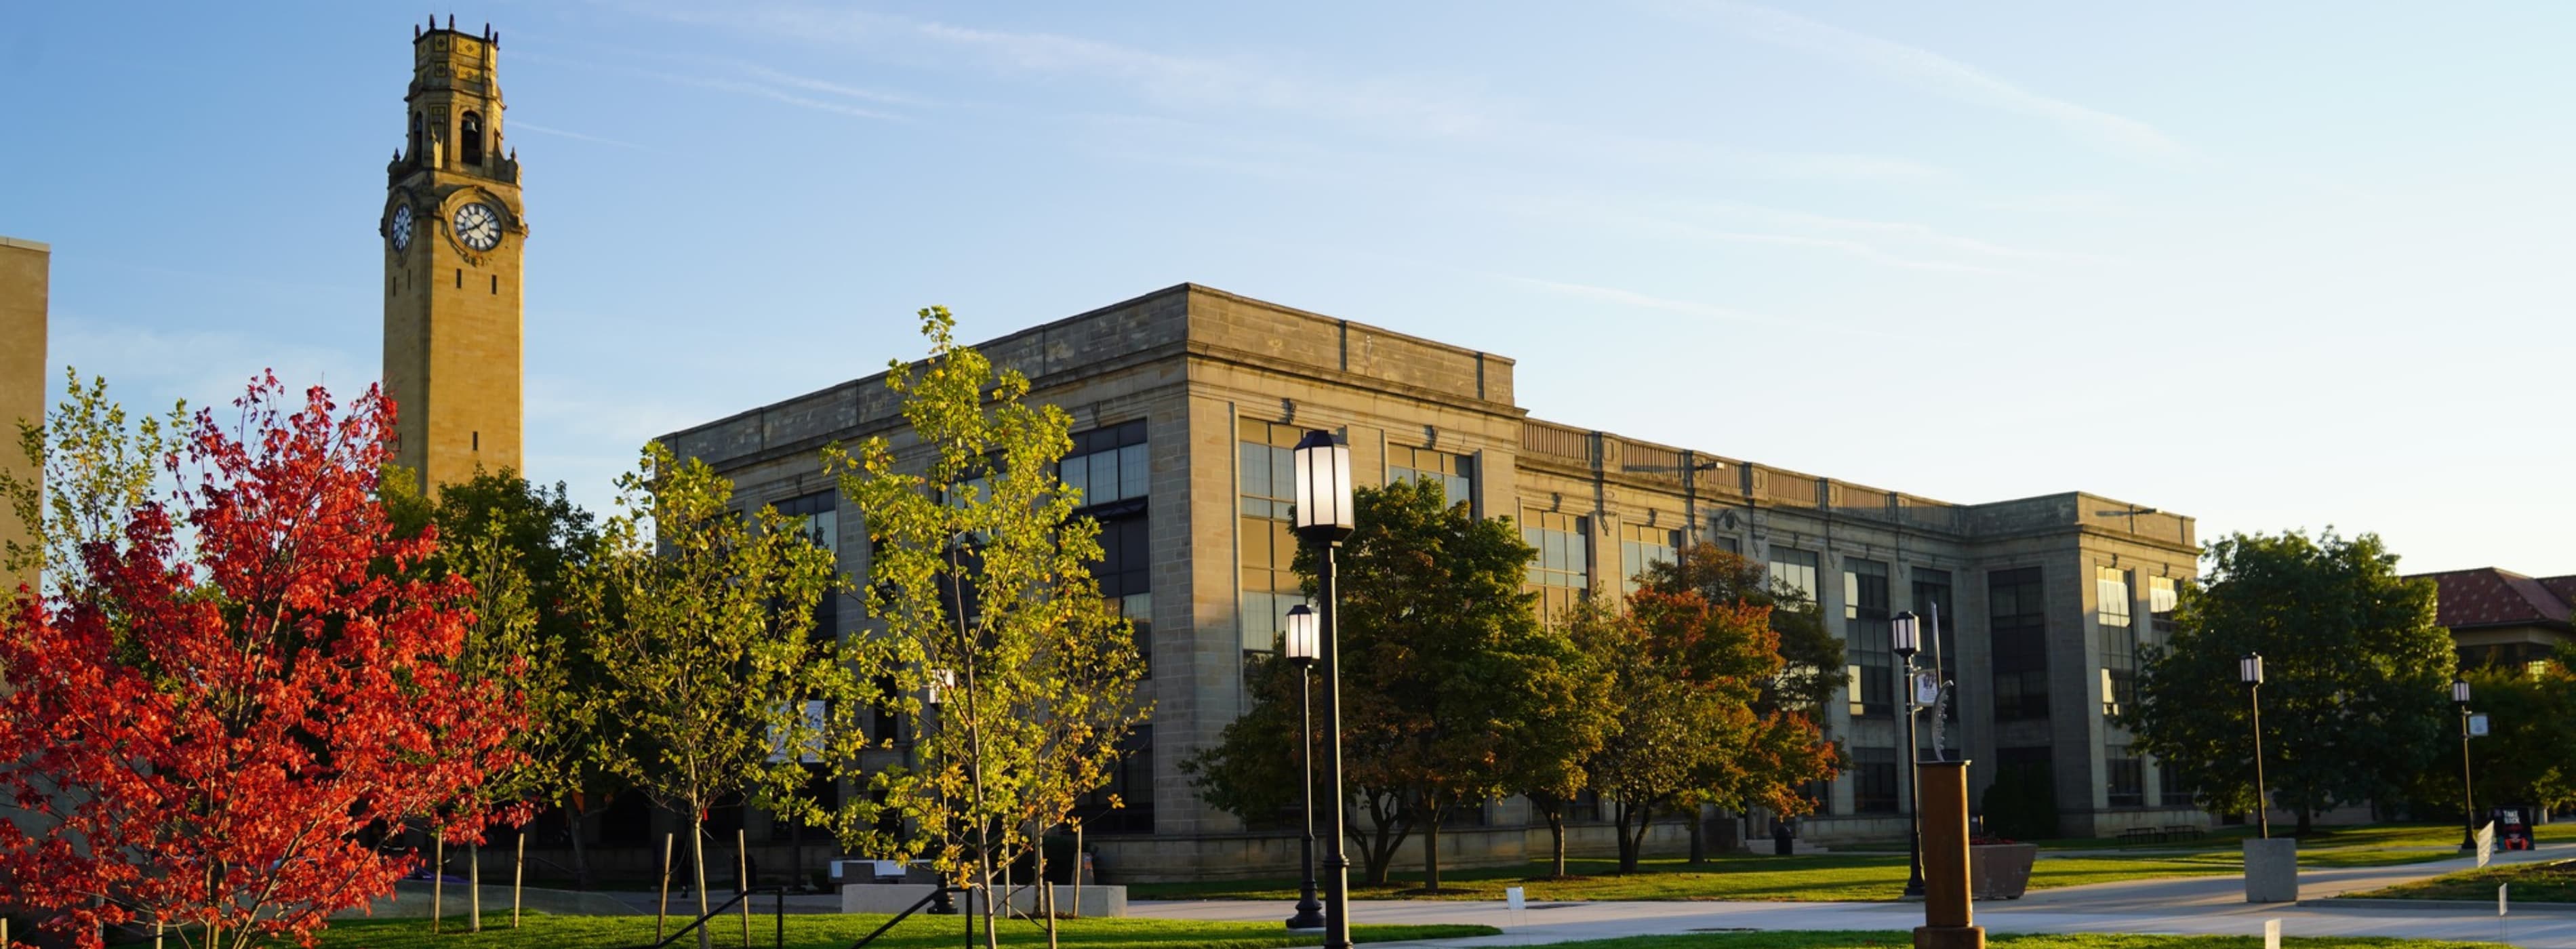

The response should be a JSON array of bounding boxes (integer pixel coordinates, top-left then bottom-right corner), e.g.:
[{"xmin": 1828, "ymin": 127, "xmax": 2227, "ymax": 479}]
[
  {"xmin": 1501, "ymin": 276, "xmax": 1796, "ymax": 330},
  {"xmin": 737, "ymin": 63, "xmax": 930, "ymax": 108},
  {"xmin": 1672, "ymin": 1, "xmax": 2188, "ymax": 162},
  {"xmin": 1507, "ymin": 198, "xmax": 2013, "ymax": 275},
  {"xmin": 511, "ymin": 120, "xmax": 656, "ymax": 152},
  {"xmin": 513, "ymin": 48, "xmax": 912, "ymax": 122}
]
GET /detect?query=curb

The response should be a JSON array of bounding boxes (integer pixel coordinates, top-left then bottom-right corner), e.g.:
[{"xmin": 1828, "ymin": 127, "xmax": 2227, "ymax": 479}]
[{"xmin": 2310, "ymin": 897, "xmax": 2576, "ymax": 914}]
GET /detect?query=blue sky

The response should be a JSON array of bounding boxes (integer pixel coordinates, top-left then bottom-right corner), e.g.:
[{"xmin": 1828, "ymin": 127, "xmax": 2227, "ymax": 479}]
[{"xmin": 5, "ymin": 1, "xmax": 2571, "ymax": 575}]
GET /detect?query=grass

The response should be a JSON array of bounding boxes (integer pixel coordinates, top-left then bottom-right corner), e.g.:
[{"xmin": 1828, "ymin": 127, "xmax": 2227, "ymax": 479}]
[
  {"xmin": 2342, "ymin": 858, "xmax": 2576, "ymax": 903},
  {"xmin": 1524, "ymin": 932, "xmax": 2508, "ymax": 949},
  {"xmin": 1128, "ymin": 851, "xmax": 2259, "ymax": 903},
  {"xmin": 307, "ymin": 912, "xmax": 1495, "ymax": 948}
]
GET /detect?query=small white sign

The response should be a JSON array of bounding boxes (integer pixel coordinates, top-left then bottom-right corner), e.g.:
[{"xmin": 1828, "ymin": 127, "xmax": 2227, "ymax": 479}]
[
  {"xmin": 2476, "ymin": 822, "xmax": 2496, "ymax": 868},
  {"xmin": 2500, "ymin": 883, "xmax": 2509, "ymax": 917},
  {"xmin": 2470, "ymin": 713, "xmax": 2491, "ymax": 737},
  {"xmin": 2263, "ymin": 918, "xmax": 2281, "ymax": 949},
  {"xmin": 1505, "ymin": 886, "xmax": 1526, "ymax": 912}
]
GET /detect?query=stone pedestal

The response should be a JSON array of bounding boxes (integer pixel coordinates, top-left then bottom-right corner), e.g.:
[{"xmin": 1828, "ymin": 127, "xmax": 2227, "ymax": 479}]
[
  {"xmin": 2243, "ymin": 838, "xmax": 2298, "ymax": 903},
  {"xmin": 1913, "ymin": 760, "xmax": 1986, "ymax": 949}
]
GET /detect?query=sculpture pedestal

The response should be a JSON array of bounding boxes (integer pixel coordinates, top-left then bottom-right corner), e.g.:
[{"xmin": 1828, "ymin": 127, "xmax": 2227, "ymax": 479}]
[
  {"xmin": 2243, "ymin": 838, "xmax": 2299, "ymax": 904},
  {"xmin": 1913, "ymin": 761, "xmax": 1986, "ymax": 949}
]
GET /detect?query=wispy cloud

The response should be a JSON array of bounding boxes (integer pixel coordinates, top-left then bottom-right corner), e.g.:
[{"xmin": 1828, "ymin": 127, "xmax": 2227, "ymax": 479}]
[
  {"xmin": 514, "ymin": 47, "xmax": 914, "ymax": 122},
  {"xmin": 1668, "ymin": 1, "xmax": 2188, "ymax": 162},
  {"xmin": 1507, "ymin": 197, "xmax": 2040, "ymax": 275},
  {"xmin": 511, "ymin": 120, "xmax": 656, "ymax": 152},
  {"xmin": 1503, "ymin": 275, "xmax": 1905, "ymax": 340}
]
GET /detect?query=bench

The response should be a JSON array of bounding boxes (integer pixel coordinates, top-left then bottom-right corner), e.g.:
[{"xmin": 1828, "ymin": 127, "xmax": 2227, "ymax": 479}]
[
  {"xmin": 2120, "ymin": 828, "xmax": 2162, "ymax": 844},
  {"xmin": 2162, "ymin": 825, "xmax": 2204, "ymax": 841}
]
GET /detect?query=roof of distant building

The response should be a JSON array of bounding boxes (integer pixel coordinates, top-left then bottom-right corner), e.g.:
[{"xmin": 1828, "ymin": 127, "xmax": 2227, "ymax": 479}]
[{"xmin": 2413, "ymin": 567, "xmax": 2576, "ymax": 630}]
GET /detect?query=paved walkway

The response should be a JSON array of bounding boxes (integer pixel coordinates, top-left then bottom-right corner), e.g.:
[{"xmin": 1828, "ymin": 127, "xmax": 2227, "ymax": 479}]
[{"xmin": 1133, "ymin": 843, "xmax": 2576, "ymax": 947}]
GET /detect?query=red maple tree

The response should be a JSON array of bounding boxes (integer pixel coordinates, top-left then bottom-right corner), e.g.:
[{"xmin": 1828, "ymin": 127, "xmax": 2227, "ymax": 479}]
[{"xmin": 0, "ymin": 375, "xmax": 524, "ymax": 948}]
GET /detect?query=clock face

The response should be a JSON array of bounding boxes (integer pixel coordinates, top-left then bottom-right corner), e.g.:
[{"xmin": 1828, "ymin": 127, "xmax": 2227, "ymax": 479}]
[
  {"xmin": 453, "ymin": 202, "xmax": 502, "ymax": 251},
  {"xmin": 388, "ymin": 205, "xmax": 414, "ymax": 252}
]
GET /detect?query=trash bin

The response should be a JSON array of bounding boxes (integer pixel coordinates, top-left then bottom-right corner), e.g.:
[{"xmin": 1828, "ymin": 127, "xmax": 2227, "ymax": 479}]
[{"xmin": 1772, "ymin": 817, "xmax": 1794, "ymax": 856}]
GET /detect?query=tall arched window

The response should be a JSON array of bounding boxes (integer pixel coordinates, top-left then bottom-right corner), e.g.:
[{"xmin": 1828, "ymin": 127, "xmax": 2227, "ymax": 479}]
[
  {"xmin": 409, "ymin": 112, "xmax": 423, "ymax": 160},
  {"xmin": 460, "ymin": 111, "xmax": 484, "ymax": 165}
]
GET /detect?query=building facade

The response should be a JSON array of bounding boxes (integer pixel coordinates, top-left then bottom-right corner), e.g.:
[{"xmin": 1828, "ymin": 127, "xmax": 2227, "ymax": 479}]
[
  {"xmin": 382, "ymin": 18, "xmax": 525, "ymax": 491},
  {"xmin": 1, "ymin": 235, "xmax": 46, "ymax": 597},
  {"xmin": 658, "ymin": 284, "xmax": 2202, "ymax": 881}
]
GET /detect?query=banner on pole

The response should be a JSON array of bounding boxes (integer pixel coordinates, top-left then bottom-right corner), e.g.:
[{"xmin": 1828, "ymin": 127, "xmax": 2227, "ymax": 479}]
[{"xmin": 2476, "ymin": 822, "xmax": 2496, "ymax": 868}]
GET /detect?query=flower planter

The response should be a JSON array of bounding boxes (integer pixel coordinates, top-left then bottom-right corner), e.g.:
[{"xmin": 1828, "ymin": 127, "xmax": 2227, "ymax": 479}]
[{"xmin": 1969, "ymin": 843, "xmax": 2037, "ymax": 900}]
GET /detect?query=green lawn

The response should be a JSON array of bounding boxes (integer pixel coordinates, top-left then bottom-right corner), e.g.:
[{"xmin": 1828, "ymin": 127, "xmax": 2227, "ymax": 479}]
[
  {"xmin": 1528, "ymin": 932, "xmax": 2508, "ymax": 949},
  {"xmin": 308, "ymin": 913, "xmax": 1495, "ymax": 948},
  {"xmin": 1127, "ymin": 851, "xmax": 2260, "ymax": 903},
  {"xmin": 2343, "ymin": 858, "xmax": 2576, "ymax": 903}
]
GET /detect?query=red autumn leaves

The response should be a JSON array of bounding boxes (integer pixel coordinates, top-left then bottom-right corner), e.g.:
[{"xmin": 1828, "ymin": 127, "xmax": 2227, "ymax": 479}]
[{"xmin": 0, "ymin": 376, "xmax": 523, "ymax": 948}]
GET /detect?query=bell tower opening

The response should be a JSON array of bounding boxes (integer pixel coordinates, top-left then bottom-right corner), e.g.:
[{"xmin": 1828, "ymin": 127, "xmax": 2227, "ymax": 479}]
[{"xmin": 460, "ymin": 111, "xmax": 483, "ymax": 166}]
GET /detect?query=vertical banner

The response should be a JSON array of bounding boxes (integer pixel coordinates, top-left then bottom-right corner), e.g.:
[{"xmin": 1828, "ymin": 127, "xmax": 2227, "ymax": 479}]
[{"xmin": 2476, "ymin": 822, "xmax": 2496, "ymax": 868}]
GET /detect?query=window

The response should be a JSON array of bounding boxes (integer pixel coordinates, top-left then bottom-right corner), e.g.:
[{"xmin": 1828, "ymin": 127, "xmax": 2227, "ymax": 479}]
[
  {"xmin": 460, "ymin": 110, "xmax": 484, "ymax": 165},
  {"xmin": 1853, "ymin": 747, "xmax": 1899, "ymax": 813},
  {"xmin": 409, "ymin": 112, "xmax": 424, "ymax": 159},
  {"xmin": 1092, "ymin": 514, "xmax": 1152, "ymax": 678},
  {"xmin": 1240, "ymin": 420, "xmax": 1305, "ymax": 652},
  {"xmin": 1063, "ymin": 420, "xmax": 1149, "ymax": 508},
  {"xmin": 1844, "ymin": 559, "xmax": 1891, "ymax": 717},
  {"xmin": 1989, "ymin": 567, "xmax": 2049, "ymax": 722},
  {"xmin": 1714, "ymin": 536, "xmax": 1742, "ymax": 554},
  {"xmin": 1072, "ymin": 725, "xmax": 1154, "ymax": 834},
  {"xmin": 2099, "ymin": 567, "xmax": 2136, "ymax": 717},
  {"xmin": 1769, "ymin": 547, "xmax": 1819, "ymax": 605},
  {"xmin": 490, "ymin": 274, "xmax": 498, "ymax": 294},
  {"xmin": 1618, "ymin": 522, "xmax": 1679, "ymax": 596},
  {"xmin": 2156, "ymin": 754, "xmax": 2189, "ymax": 805},
  {"xmin": 1523, "ymin": 510, "xmax": 1590, "ymax": 620},
  {"xmin": 2148, "ymin": 576, "xmax": 2179, "ymax": 643},
  {"xmin": 777, "ymin": 492, "xmax": 839, "ymax": 637},
  {"xmin": 1565, "ymin": 788, "xmax": 1605, "ymax": 824},
  {"xmin": 869, "ymin": 673, "xmax": 902, "ymax": 745},
  {"xmin": 2105, "ymin": 744, "xmax": 2144, "ymax": 807},
  {"xmin": 1388, "ymin": 444, "xmax": 1473, "ymax": 509}
]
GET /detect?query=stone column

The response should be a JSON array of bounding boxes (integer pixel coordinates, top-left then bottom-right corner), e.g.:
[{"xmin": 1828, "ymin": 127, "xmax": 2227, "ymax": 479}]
[{"xmin": 1914, "ymin": 760, "xmax": 1984, "ymax": 949}]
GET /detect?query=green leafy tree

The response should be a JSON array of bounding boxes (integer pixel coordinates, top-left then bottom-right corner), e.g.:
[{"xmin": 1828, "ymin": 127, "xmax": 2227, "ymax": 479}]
[
  {"xmin": 2421, "ymin": 656, "xmax": 2576, "ymax": 819},
  {"xmin": 1188, "ymin": 477, "xmax": 1584, "ymax": 890},
  {"xmin": 826, "ymin": 307, "xmax": 1148, "ymax": 948},
  {"xmin": 1, "ymin": 368, "xmax": 190, "ymax": 605},
  {"xmin": 1571, "ymin": 587, "xmax": 1838, "ymax": 873},
  {"xmin": 383, "ymin": 470, "xmax": 616, "ymax": 892},
  {"xmin": 2128, "ymin": 530, "xmax": 2452, "ymax": 834},
  {"xmin": 573, "ymin": 443, "xmax": 845, "ymax": 947},
  {"xmin": 1509, "ymin": 642, "xmax": 1614, "ymax": 880}
]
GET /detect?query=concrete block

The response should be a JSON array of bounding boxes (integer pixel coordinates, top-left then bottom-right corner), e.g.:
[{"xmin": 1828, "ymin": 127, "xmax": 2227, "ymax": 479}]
[
  {"xmin": 965, "ymin": 885, "xmax": 1129, "ymax": 918},
  {"xmin": 840, "ymin": 883, "xmax": 944, "ymax": 914},
  {"xmin": 2243, "ymin": 838, "xmax": 2298, "ymax": 903}
]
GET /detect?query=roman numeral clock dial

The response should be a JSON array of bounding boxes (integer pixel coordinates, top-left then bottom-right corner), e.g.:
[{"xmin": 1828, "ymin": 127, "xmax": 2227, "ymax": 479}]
[{"xmin": 453, "ymin": 202, "xmax": 502, "ymax": 251}]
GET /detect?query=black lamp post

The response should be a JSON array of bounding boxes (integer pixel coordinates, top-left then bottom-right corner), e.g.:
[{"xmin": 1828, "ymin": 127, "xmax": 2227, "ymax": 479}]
[
  {"xmin": 925, "ymin": 669, "xmax": 957, "ymax": 915},
  {"xmin": 2454, "ymin": 677, "xmax": 2476, "ymax": 852},
  {"xmin": 2240, "ymin": 653, "xmax": 2268, "ymax": 840},
  {"xmin": 1282, "ymin": 605, "xmax": 1326, "ymax": 930},
  {"xmin": 1290, "ymin": 429, "xmax": 1355, "ymax": 949},
  {"xmin": 1891, "ymin": 611, "xmax": 1925, "ymax": 898}
]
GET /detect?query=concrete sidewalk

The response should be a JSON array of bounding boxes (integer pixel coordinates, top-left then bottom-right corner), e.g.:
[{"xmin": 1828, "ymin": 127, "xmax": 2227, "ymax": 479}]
[{"xmin": 1135, "ymin": 842, "xmax": 2576, "ymax": 948}]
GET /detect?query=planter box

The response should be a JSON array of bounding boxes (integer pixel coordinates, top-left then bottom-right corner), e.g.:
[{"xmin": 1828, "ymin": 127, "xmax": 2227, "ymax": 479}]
[{"xmin": 1969, "ymin": 844, "xmax": 2036, "ymax": 900}]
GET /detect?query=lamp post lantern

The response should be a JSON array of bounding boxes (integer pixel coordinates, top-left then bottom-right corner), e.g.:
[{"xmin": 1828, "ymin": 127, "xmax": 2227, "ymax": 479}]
[
  {"xmin": 1290, "ymin": 430, "xmax": 1356, "ymax": 949},
  {"xmin": 2240, "ymin": 653, "xmax": 2268, "ymax": 839},
  {"xmin": 1283, "ymin": 605, "xmax": 1326, "ymax": 930},
  {"xmin": 1891, "ymin": 611, "xmax": 1926, "ymax": 899},
  {"xmin": 2454, "ymin": 677, "xmax": 2476, "ymax": 852}
]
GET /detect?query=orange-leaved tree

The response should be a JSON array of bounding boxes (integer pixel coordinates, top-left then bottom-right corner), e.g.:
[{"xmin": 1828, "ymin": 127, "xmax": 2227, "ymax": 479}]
[{"xmin": 0, "ymin": 373, "xmax": 524, "ymax": 948}]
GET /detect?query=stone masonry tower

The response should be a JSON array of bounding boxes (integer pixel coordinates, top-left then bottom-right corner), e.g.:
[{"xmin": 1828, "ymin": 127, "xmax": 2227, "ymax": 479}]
[{"xmin": 382, "ymin": 17, "xmax": 524, "ymax": 490}]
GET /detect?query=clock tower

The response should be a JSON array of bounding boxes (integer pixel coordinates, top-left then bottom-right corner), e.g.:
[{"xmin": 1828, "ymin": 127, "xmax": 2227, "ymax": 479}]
[{"xmin": 382, "ymin": 17, "xmax": 524, "ymax": 491}]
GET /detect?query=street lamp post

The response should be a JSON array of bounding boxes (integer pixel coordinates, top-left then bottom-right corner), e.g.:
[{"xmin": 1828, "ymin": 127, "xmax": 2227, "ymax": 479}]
[
  {"xmin": 1891, "ymin": 611, "xmax": 1925, "ymax": 899},
  {"xmin": 2240, "ymin": 653, "xmax": 2268, "ymax": 840},
  {"xmin": 1290, "ymin": 429, "xmax": 1356, "ymax": 949},
  {"xmin": 2454, "ymin": 677, "xmax": 2476, "ymax": 852},
  {"xmin": 924, "ymin": 669, "xmax": 957, "ymax": 915},
  {"xmin": 1283, "ymin": 605, "xmax": 1326, "ymax": 930}
]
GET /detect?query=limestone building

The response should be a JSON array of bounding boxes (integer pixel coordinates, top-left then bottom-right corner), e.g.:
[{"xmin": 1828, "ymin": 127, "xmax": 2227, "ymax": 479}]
[
  {"xmin": 662, "ymin": 284, "xmax": 2203, "ymax": 880},
  {"xmin": 1, "ymin": 235, "xmax": 46, "ymax": 596},
  {"xmin": 2411, "ymin": 567, "xmax": 2575, "ymax": 668},
  {"xmin": 382, "ymin": 18, "xmax": 525, "ymax": 491}
]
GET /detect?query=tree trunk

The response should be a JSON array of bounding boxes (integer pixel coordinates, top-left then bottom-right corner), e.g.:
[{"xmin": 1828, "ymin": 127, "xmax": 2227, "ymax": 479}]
[
  {"xmin": 469, "ymin": 841, "xmax": 483, "ymax": 931},
  {"xmin": 1548, "ymin": 812, "xmax": 1568, "ymax": 878},
  {"xmin": 692, "ymin": 813, "xmax": 711, "ymax": 949},
  {"xmin": 1686, "ymin": 807, "xmax": 1706, "ymax": 865},
  {"xmin": 1421, "ymin": 807, "xmax": 1442, "ymax": 893},
  {"xmin": 2295, "ymin": 808, "xmax": 2313, "ymax": 836},
  {"xmin": 514, "ymin": 830, "xmax": 526, "ymax": 929},
  {"xmin": 432, "ymin": 830, "xmax": 445, "ymax": 934},
  {"xmin": 567, "ymin": 805, "xmax": 596, "ymax": 889}
]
